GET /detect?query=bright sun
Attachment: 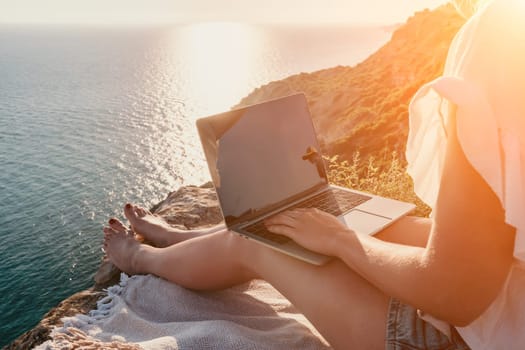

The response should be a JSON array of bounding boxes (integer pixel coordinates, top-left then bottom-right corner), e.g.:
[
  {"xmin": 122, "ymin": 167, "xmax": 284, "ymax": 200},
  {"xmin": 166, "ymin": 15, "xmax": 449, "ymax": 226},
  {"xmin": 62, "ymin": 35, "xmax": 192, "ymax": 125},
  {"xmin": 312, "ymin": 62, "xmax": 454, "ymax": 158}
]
[{"xmin": 172, "ymin": 22, "xmax": 267, "ymax": 115}]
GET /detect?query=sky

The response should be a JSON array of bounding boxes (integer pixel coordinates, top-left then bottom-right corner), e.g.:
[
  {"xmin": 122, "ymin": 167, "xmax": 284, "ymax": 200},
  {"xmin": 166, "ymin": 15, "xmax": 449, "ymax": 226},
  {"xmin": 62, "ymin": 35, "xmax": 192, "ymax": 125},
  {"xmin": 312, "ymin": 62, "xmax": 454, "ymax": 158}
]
[{"xmin": 0, "ymin": 0, "xmax": 449, "ymax": 25}]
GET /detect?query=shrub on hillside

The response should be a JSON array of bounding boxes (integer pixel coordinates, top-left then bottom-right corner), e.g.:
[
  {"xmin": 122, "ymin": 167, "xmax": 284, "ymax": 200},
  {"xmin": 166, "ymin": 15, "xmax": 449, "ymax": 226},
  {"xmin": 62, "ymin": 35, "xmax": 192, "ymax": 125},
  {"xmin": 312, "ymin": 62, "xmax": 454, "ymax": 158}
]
[{"xmin": 326, "ymin": 152, "xmax": 431, "ymax": 218}]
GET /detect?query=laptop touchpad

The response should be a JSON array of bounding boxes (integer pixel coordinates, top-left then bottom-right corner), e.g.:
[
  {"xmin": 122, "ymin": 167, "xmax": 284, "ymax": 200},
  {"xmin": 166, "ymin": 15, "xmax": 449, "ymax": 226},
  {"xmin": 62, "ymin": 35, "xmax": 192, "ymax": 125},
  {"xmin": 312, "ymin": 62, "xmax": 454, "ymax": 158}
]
[{"xmin": 340, "ymin": 210, "xmax": 391, "ymax": 236}]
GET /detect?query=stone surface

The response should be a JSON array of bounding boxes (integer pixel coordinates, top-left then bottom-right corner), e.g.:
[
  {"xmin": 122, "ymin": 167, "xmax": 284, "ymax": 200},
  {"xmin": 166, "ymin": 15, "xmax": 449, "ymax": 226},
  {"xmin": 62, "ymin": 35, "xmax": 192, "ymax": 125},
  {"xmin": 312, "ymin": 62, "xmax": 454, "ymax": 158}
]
[
  {"xmin": 150, "ymin": 182, "xmax": 223, "ymax": 230},
  {"xmin": 235, "ymin": 4, "xmax": 464, "ymax": 165},
  {"xmin": 4, "ymin": 6, "xmax": 465, "ymax": 348},
  {"xmin": 3, "ymin": 290, "xmax": 104, "ymax": 350},
  {"xmin": 3, "ymin": 184, "xmax": 222, "ymax": 350}
]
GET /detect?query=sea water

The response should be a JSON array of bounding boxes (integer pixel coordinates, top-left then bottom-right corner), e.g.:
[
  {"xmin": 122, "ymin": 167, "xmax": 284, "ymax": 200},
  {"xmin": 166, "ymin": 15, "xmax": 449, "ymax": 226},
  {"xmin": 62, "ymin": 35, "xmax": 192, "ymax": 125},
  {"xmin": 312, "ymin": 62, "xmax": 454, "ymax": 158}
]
[{"xmin": 0, "ymin": 23, "xmax": 390, "ymax": 345}]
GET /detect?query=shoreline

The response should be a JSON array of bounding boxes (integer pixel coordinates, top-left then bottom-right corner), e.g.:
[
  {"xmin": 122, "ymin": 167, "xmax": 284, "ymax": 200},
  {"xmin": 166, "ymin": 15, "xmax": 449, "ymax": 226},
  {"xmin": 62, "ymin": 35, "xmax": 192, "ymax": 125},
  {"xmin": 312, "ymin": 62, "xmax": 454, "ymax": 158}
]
[
  {"xmin": 4, "ymin": 4, "xmax": 466, "ymax": 348},
  {"xmin": 4, "ymin": 184, "xmax": 224, "ymax": 350}
]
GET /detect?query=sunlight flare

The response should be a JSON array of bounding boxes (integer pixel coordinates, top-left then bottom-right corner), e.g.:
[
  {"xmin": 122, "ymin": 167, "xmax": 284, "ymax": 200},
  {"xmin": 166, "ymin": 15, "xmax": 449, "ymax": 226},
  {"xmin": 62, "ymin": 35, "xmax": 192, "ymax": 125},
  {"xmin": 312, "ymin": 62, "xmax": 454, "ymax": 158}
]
[{"xmin": 173, "ymin": 22, "xmax": 267, "ymax": 115}]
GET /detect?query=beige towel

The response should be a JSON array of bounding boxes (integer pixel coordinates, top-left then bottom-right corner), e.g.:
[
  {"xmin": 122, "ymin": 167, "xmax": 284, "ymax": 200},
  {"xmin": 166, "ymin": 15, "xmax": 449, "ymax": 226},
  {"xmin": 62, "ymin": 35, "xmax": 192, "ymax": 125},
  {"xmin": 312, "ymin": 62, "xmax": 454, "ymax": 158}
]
[{"xmin": 36, "ymin": 274, "xmax": 332, "ymax": 349}]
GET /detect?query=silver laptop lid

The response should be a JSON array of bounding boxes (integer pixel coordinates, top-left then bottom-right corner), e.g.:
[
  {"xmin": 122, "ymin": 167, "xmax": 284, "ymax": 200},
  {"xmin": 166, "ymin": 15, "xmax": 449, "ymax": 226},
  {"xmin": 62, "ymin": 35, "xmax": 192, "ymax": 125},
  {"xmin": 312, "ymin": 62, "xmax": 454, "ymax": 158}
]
[{"xmin": 196, "ymin": 93, "xmax": 328, "ymax": 227}]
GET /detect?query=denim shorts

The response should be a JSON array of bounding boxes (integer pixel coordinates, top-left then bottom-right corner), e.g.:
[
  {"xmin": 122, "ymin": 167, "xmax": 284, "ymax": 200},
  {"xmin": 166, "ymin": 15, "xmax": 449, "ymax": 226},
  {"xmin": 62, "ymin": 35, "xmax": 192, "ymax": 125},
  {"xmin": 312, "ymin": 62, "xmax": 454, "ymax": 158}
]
[{"xmin": 386, "ymin": 298, "xmax": 471, "ymax": 350}]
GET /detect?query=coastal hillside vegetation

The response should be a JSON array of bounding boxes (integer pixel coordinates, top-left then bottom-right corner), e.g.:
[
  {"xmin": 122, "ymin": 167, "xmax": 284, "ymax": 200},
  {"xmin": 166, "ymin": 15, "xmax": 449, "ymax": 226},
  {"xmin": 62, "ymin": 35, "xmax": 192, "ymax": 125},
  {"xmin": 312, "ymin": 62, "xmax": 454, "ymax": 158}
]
[
  {"xmin": 237, "ymin": 3, "xmax": 465, "ymax": 216},
  {"xmin": 326, "ymin": 152, "xmax": 431, "ymax": 217}
]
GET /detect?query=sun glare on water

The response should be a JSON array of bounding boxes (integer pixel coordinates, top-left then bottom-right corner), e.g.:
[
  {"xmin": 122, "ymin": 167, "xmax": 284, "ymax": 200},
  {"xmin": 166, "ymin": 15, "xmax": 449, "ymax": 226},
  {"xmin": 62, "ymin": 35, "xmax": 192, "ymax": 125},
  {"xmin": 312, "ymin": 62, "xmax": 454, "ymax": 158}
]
[
  {"xmin": 129, "ymin": 22, "xmax": 273, "ymax": 189},
  {"xmin": 172, "ymin": 22, "xmax": 267, "ymax": 116}
]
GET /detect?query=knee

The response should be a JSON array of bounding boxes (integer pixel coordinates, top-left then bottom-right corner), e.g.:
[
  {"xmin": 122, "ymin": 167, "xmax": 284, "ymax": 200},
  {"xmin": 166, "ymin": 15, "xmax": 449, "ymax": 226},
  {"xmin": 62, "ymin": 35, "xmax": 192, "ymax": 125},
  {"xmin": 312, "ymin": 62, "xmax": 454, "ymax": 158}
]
[{"xmin": 222, "ymin": 230, "xmax": 263, "ymax": 277}]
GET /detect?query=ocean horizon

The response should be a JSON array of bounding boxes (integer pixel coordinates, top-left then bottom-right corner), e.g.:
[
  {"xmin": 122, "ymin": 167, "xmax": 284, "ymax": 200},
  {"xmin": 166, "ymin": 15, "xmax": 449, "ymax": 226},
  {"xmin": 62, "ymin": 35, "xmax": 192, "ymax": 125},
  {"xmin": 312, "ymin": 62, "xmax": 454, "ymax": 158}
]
[{"xmin": 0, "ymin": 22, "xmax": 391, "ymax": 346}]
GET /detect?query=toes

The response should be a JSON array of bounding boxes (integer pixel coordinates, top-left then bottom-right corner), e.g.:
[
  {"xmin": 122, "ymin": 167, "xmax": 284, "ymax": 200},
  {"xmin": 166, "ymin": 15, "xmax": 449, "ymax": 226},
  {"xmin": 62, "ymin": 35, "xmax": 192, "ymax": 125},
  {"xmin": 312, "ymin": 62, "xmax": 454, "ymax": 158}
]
[
  {"xmin": 103, "ymin": 226, "xmax": 128, "ymax": 239},
  {"xmin": 135, "ymin": 206, "xmax": 149, "ymax": 217},
  {"xmin": 103, "ymin": 227, "xmax": 117, "ymax": 237},
  {"xmin": 124, "ymin": 203, "xmax": 151, "ymax": 220},
  {"xmin": 109, "ymin": 217, "xmax": 128, "ymax": 232},
  {"xmin": 124, "ymin": 203, "xmax": 138, "ymax": 221},
  {"xmin": 103, "ymin": 227, "xmax": 116, "ymax": 248}
]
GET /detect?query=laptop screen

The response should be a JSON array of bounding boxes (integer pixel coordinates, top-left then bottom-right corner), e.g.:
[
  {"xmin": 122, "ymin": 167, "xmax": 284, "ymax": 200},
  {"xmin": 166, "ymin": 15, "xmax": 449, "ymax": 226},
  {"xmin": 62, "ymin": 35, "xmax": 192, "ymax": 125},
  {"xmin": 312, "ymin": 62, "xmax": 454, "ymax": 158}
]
[{"xmin": 197, "ymin": 93, "xmax": 327, "ymax": 226}]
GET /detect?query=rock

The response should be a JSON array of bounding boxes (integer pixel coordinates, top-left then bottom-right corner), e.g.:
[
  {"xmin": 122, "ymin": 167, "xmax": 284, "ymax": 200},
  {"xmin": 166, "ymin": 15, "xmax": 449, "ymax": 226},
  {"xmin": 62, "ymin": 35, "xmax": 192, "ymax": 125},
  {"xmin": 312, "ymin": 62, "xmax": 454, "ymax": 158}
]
[
  {"xmin": 3, "ymin": 184, "xmax": 222, "ymax": 350},
  {"xmin": 3, "ymin": 290, "xmax": 104, "ymax": 350},
  {"xmin": 93, "ymin": 258, "xmax": 121, "ymax": 287},
  {"xmin": 91, "ymin": 184, "xmax": 224, "ymax": 290},
  {"xmin": 150, "ymin": 184, "xmax": 223, "ymax": 230},
  {"xmin": 4, "ymin": 5, "xmax": 465, "ymax": 348},
  {"xmin": 235, "ymin": 4, "xmax": 464, "ymax": 167}
]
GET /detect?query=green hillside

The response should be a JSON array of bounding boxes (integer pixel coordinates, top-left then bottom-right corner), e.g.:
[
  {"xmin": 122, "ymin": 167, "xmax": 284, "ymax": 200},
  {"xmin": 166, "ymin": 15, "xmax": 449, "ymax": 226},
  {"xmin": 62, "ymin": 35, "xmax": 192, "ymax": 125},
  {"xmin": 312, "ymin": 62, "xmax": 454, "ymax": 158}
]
[{"xmin": 236, "ymin": 3, "xmax": 465, "ymax": 216}]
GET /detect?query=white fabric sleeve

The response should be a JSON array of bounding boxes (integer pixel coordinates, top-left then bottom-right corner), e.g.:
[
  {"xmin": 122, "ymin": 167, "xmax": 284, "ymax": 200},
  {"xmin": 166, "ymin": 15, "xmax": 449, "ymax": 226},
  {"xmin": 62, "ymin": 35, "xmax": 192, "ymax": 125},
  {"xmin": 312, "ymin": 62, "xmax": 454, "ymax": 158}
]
[{"xmin": 406, "ymin": 0, "xmax": 525, "ymax": 261}]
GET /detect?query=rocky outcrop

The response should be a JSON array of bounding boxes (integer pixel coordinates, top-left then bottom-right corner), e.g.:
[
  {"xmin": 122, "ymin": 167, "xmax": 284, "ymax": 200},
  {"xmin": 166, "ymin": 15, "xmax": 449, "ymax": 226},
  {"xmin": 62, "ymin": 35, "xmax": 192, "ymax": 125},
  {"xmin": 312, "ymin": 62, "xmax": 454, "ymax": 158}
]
[
  {"xmin": 5, "ymin": 4, "xmax": 466, "ymax": 349},
  {"xmin": 4, "ymin": 291, "xmax": 104, "ymax": 350},
  {"xmin": 235, "ymin": 4, "xmax": 465, "ymax": 168},
  {"xmin": 3, "ymin": 184, "xmax": 223, "ymax": 350}
]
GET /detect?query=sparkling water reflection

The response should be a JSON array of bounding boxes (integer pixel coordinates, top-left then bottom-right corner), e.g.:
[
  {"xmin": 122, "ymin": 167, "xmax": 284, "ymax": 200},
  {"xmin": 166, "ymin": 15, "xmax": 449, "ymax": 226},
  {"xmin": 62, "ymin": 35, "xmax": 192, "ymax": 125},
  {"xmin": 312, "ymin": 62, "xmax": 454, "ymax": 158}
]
[{"xmin": 0, "ymin": 23, "xmax": 390, "ymax": 345}]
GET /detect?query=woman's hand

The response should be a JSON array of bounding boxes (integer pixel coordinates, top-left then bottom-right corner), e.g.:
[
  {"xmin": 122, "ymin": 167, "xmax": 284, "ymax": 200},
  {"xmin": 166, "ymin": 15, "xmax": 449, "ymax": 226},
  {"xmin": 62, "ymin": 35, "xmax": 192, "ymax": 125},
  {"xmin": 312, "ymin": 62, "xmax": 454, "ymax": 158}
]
[{"xmin": 264, "ymin": 208, "xmax": 352, "ymax": 256}]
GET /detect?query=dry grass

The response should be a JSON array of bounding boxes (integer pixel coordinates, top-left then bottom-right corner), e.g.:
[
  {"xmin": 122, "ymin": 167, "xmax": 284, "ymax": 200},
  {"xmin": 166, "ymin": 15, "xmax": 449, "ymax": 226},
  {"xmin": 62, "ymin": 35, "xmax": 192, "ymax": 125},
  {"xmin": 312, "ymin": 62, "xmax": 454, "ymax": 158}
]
[{"xmin": 326, "ymin": 151, "xmax": 431, "ymax": 217}]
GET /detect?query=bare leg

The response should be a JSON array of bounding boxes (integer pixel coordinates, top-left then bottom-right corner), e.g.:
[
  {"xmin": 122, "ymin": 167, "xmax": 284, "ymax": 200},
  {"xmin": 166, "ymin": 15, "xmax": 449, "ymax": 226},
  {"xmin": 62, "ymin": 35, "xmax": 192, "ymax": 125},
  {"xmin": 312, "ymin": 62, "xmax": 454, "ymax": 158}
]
[
  {"xmin": 104, "ymin": 225, "xmax": 254, "ymax": 288},
  {"xmin": 109, "ymin": 203, "xmax": 223, "ymax": 247},
  {"xmin": 103, "ymin": 215, "xmax": 431, "ymax": 349},
  {"xmin": 116, "ymin": 203, "xmax": 429, "ymax": 249},
  {"xmin": 103, "ymin": 226, "xmax": 154, "ymax": 275},
  {"xmin": 104, "ymin": 228, "xmax": 390, "ymax": 349}
]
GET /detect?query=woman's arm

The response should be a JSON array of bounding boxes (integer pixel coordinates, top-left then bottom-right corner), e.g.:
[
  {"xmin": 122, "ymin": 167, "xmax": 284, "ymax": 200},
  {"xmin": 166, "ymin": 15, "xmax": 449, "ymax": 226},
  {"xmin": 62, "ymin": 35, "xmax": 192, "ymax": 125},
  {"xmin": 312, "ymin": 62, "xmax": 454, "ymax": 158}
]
[{"xmin": 266, "ymin": 112, "xmax": 515, "ymax": 326}]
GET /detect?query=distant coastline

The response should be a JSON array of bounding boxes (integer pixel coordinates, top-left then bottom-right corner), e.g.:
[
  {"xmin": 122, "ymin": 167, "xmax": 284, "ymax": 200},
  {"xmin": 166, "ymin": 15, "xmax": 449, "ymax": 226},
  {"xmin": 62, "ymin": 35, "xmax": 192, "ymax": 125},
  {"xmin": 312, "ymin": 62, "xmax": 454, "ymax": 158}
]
[
  {"xmin": 2, "ymin": 5, "xmax": 463, "ymax": 349},
  {"xmin": 236, "ymin": 4, "xmax": 463, "ymax": 168},
  {"xmin": 0, "ymin": 22, "xmax": 392, "ymax": 347}
]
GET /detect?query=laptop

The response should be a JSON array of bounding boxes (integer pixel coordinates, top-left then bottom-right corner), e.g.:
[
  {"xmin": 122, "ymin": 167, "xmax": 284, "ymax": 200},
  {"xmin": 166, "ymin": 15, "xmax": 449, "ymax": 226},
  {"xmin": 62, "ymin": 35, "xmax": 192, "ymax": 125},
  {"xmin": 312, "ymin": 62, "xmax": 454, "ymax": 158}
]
[{"xmin": 196, "ymin": 93, "xmax": 414, "ymax": 265}]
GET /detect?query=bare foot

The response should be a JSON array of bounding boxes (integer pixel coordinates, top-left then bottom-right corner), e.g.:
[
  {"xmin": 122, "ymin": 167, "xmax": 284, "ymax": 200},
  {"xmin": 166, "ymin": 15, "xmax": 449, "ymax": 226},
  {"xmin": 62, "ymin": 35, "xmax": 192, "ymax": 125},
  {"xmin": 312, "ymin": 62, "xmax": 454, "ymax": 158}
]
[
  {"xmin": 103, "ymin": 225, "xmax": 153, "ymax": 275},
  {"xmin": 107, "ymin": 217, "xmax": 144, "ymax": 244},
  {"xmin": 123, "ymin": 203, "xmax": 225, "ymax": 247},
  {"xmin": 122, "ymin": 203, "xmax": 183, "ymax": 247}
]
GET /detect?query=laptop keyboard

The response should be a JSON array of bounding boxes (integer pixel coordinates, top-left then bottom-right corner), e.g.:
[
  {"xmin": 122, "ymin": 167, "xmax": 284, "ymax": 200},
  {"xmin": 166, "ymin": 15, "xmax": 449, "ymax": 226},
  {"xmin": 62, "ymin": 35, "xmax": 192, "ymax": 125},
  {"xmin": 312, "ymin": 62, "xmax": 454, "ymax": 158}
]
[{"xmin": 242, "ymin": 188, "xmax": 371, "ymax": 245}]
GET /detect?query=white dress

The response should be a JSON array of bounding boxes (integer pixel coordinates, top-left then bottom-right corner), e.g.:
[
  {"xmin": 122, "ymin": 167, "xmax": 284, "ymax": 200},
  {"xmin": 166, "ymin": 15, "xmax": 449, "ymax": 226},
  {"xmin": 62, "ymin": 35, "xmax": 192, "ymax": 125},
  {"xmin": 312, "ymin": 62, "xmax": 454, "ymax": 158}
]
[{"xmin": 406, "ymin": 0, "xmax": 525, "ymax": 349}]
